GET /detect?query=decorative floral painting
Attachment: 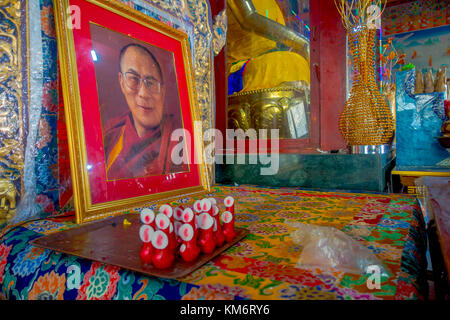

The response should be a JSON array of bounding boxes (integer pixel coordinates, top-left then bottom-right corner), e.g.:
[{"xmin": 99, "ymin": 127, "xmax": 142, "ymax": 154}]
[{"xmin": 383, "ymin": 25, "xmax": 449, "ymax": 74}]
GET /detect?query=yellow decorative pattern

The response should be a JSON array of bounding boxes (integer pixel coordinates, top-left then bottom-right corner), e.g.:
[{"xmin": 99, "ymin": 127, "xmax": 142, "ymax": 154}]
[
  {"xmin": 1, "ymin": 185, "xmax": 427, "ymax": 300},
  {"xmin": 0, "ymin": 0, "xmax": 25, "ymax": 224},
  {"xmin": 228, "ymin": 83, "xmax": 309, "ymax": 138}
]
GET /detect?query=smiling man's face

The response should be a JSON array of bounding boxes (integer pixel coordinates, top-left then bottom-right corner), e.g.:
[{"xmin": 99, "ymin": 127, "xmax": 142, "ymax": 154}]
[{"xmin": 119, "ymin": 46, "xmax": 165, "ymax": 137}]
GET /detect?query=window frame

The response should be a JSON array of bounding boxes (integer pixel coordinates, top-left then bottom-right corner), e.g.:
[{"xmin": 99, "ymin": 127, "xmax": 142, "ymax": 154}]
[{"xmin": 213, "ymin": 0, "xmax": 348, "ymax": 154}]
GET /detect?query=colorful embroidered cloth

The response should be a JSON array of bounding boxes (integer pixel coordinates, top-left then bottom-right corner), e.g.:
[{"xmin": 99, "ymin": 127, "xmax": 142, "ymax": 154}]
[{"xmin": 0, "ymin": 185, "xmax": 427, "ymax": 300}]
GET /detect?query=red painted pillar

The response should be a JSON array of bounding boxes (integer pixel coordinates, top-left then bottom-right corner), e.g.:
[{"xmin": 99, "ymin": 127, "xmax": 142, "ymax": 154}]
[{"xmin": 317, "ymin": 0, "xmax": 347, "ymax": 150}]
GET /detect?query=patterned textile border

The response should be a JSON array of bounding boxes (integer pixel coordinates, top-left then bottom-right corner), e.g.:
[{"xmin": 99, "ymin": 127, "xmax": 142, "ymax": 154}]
[
  {"xmin": 382, "ymin": 0, "xmax": 450, "ymax": 36},
  {"xmin": 34, "ymin": 0, "xmax": 60, "ymax": 217},
  {"xmin": 0, "ymin": 0, "xmax": 27, "ymax": 230},
  {"xmin": 0, "ymin": 185, "xmax": 427, "ymax": 300}
]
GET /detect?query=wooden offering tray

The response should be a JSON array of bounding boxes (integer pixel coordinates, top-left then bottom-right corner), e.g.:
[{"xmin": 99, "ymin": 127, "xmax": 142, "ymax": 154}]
[{"xmin": 31, "ymin": 214, "xmax": 249, "ymax": 279}]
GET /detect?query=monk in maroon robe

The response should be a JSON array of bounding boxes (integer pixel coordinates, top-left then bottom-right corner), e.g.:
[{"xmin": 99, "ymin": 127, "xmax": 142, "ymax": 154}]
[{"xmin": 104, "ymin": 112, "xmax": 184, "ymax": 180}]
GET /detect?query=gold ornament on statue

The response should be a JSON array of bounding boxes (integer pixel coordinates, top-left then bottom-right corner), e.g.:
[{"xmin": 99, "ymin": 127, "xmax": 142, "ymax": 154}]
[
  {"xmin": 415, "ymin": 70, "xmax": 424, "ymax": 94},
  {"xmin": 335, "ymin": 0, "xmax": 394, "ymax": 146},
  {"xmin": 434, "ymin": 67, "xmax": 446, "ymax": 93},
  {"xmin": 424, "ymin": 69, "xmax": 434, "ymax": 93}
]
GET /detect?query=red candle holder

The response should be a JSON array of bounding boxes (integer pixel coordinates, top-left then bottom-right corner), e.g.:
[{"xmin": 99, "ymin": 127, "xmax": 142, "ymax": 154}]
[
  {"xmin": 182, "ymin": 207, "xmax": 197, "ymax": 241},
  {"xmin": 140, "ymin": 208, "xmax": 156, "ymax": 229},
  {"xmin": 174, "ymin": 206, "xmax": 184, "ymax": 221},
  {"xmin": 197, "ymin": 212, "xmax": 216, "ymax": 254},
  {"xmin": 155, "ymin": 213, "xmax": 177, "ymax": 252},
  {"xmin": 221, "ymin": 210, "xmax": 236, "ymax": 243},
  {"xmin": 200, "ymin": 198, "xmax": 212, "ymax": 214},
  {"xmin": 182, "ymin": 207, "xmax": 195, "ymax": 224},
  {"xmin": 160, "ymin": 204, "xmax": 174, "ymax": 222},
  {"xmin": 178, "ymin": 223, "xmax": 200, "ymax": 262},
  {"xmin": 212, "ymin": 205, "xmax": 225, "ymax": 247},
  {"xmin": 174, "ymin": 220, "xmax": 183, "ymax": 244},
  {"xmin": 193, "ymin": 200, "xmax": 202, "ymax": 213},
  {"xmin": 155, "ymin": 212, "xmax": 170, "ymax": 231},
  {"xmin": 151, "ymin": 230, "xmax": 175, "ymax": 269},
  {"xmin": 169, "ymin": 222, "xmax": 178, "ymax": 252},
  {"xmin": 208, "ymin": 197, "xmax": 217, "ymax": 206},
  {"xmin": 224, "ymin": 196, "xmax": 235, "ymax": 214},
  {"xmin": 139, "ymin": 225, "xmax": 154, "ymax": 265}
]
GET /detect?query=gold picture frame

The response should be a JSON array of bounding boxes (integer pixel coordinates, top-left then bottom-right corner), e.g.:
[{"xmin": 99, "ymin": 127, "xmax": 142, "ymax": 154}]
[{"xmin": 54, "ymin": 0, "xmax": 210, "ymax": 224}]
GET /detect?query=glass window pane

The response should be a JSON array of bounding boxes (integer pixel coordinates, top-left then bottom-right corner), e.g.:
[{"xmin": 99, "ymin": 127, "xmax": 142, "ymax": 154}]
[{"xmin": 226, "ymin": 0, "xmax": 311, "ymax": 140}]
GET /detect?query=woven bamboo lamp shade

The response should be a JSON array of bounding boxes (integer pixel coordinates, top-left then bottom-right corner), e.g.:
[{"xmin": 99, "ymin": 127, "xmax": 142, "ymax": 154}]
[{"xmin": 335, "ymin": 0, "xmax": 394, "ymax": 145}]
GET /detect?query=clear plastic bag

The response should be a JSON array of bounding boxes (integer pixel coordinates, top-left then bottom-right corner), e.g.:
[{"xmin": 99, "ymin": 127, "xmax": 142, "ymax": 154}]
[{"xmin": 289, "ymin": 222, "xmax": 390, "ymax": 276}]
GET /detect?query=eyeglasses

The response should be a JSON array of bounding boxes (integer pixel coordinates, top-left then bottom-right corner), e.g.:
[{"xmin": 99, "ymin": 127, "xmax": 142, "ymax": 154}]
[{"xmin": 121, "ymin": 71, "xmax": 162, "ymax": 93}]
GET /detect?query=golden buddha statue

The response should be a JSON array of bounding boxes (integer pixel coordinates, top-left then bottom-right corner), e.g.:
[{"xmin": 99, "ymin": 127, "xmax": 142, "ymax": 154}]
[
  {"xmin": 226, "ymin": 0, "xmax": 311, "ymax": 138},
  {"xmin": 227, "ymin": 0, "xmax": 310, "ymax": 92}
]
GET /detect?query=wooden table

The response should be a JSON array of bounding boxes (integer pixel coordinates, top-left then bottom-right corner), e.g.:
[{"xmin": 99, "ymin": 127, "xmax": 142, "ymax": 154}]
[
  {"xmin": 391, "ymin": 166, "xmax": 450, "ymax": 195},
  {"xmin": 417, "ymin": 177, "xmax": 450, "ymax": 275},
  {"xmin": 415, "ymin": 176, "xmax": 450, "ymax": 299}
]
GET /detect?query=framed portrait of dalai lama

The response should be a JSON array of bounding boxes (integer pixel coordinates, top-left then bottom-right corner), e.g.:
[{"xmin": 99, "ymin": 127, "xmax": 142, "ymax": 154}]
[
  {"xmin": 54, "ymin": 0, "xmax": 210, "ymax": 224},
  {"xmin": 90, "ymin": 24, "xmax": 186, "ymax": 181}
]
